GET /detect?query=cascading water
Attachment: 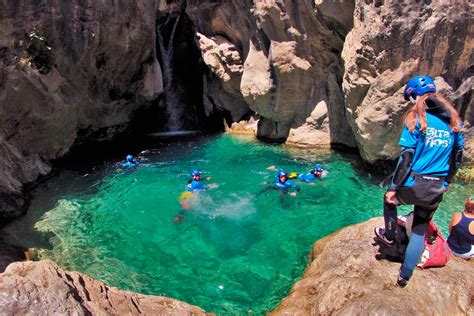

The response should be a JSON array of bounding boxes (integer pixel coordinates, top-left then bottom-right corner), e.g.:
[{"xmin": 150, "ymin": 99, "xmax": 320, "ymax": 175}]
[{"xmin": 158, "ymin": 13, "xmax": 183, "ymax": 131}]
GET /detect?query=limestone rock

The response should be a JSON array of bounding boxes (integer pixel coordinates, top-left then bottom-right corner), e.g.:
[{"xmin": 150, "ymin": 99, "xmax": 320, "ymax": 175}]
[
  {"xmin": 240, "ymin": 39, "xmax": 273, "ymax": 112},
  {"xmin": 225, "ymin": 116, "xmax": 258, "ymax": 135},
  {"xmin": 0, "ymin": 1, "xmax": 163, "ymax": 219},
  {"xmin": 187, "ymin": 0, "xmax": 357, "ymax": 147},
  {"xmin": 463, "ymin": 128, "xmax": 474, "ymax": 164},
  {"xmin": 194, "ymin": 31, "xmax": 250, "ymax": 121},
  {"xmin": 286, "ymin": 101, "xmax": 330, "ymax": 147},
  {"xmin": 270, "ymin": 217, "xmax": 474, "ymax": 315},
  {"xmin": 314, "ymin": 0, "xmax": 355, "ymax": 34},
  {"xmin": 342, "ymin": 1, "xmax": 473, "ymax": 162},
  {"xmin": 0, "ymin": 260, "xmax": 208, "ymax": 315}
]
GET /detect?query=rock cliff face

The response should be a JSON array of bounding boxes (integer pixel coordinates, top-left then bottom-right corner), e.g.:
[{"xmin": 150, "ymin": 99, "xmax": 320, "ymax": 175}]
[
  {"xmin": 270, "ymin": 217, "xmax": 474, "ymax": 315},
  {"xmin": 186, "ymin": 0, "xmax": 357, "ymax": 145},
  {"xmin": 342, "ymin": 1, "xmax": 473, "ymax": 163},
  {"xmin": 0, "ymin": 260, "xmax": 208, "ymax": 315},
  {"xmin": 1, "ymin": 1, "xmax": 473, "ymax": 220},
  {"xmin": 0, "ymin": 1, "xmax": 162, "ymax": 220},
  {"xmin": 186, "ymin": 0, "xmax": 473, "ymax": 161}
]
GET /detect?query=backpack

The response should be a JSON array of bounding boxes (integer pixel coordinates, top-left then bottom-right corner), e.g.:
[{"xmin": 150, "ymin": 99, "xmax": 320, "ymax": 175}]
[{"xmin": 397, "ymin": 212, "xmax": 451, "ymax": 268}]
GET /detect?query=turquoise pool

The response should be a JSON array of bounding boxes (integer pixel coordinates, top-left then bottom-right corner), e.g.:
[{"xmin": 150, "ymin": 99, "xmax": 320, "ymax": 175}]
[{"xmin": 3, "ymin": 134, "xmax": 472, "ymax": 314}]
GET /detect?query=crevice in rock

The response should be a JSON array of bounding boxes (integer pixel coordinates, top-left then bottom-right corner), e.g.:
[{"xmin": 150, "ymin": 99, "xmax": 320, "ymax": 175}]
[{"xmin": 152, "ymin": 10, "xmax": 225, "ymax": 134}]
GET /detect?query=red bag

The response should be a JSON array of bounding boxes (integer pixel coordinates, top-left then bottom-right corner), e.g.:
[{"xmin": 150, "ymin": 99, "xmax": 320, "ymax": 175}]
[
  {"xmin": 397, "ymin": 213, "xmax": 451, "ymax": 268},
  {"xmin": 418, "ymin": 220, "xmax": 451, "ymax": 268}
]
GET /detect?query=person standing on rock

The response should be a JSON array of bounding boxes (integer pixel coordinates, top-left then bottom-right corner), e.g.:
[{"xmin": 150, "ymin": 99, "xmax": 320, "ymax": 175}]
[{"xmin": 374, "ymin": 75, "xmax": 464, "ymax": 287}]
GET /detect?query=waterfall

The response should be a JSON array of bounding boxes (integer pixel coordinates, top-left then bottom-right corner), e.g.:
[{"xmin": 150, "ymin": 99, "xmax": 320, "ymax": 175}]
[{"xmin": 157, "ymin": 14, "xmax": 183, "ymax": 131}]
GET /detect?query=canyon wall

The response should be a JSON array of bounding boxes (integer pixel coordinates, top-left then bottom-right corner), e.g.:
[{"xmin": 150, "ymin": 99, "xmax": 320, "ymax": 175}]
[
  {"xmin": 186, "ymin": 0, "xmax": 472, "ymax": 161},
  {"xmin": 0, "ymin": 0, "xmax": 163, "ymax": 220},
  {"xmin": 342, "ymin": 1, "xmax": 473, "ymax": 162},
  {"xmin": 1, "ymin": 0, "xmax": 472, "ymax": 219},
  {"xmin": 187, "ymin": 0, "xmax": 357, "ymax": 146}
]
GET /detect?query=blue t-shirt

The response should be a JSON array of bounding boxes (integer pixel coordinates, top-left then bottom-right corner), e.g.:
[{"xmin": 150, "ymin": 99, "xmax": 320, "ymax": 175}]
[
  {"xmin": 186, "ymin": 180, "xmax": 205, "ymax": 192},
  {"xmin": 399, "ymin": 113, "xmax": 464, "ymax": 176},
  {"xmin": 274, "ymin": 178, "xmax": 300, "ymax": 191},
  {"xmin": 297, "ymin": 173, "xmax": 318, "ymax": 182}
]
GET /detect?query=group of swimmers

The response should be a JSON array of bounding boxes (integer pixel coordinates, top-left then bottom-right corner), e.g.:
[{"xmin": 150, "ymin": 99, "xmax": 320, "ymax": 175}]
[
  {"xmin": 121, "ymin": 154, "xmax": 325, "ymax": 197},
  {"xmin": 121, "ymin": 153, "xmax": 325, "ymax": 200}
]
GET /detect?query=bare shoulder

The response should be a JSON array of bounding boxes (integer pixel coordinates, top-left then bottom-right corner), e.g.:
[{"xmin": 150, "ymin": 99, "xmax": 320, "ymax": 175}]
[{"xmin": 450, "ymin": 212, "xmax": 463, "ymax": 226}]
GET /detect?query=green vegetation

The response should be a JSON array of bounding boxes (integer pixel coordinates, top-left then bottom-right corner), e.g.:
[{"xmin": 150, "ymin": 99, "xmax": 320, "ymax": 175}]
[
  {"xmin": 456, "ymin": 165, "xmax": 474, "ymax": 183},
  {"xmin": 26, "ymin": 27, "xmax": 52, "ymax": 74}
]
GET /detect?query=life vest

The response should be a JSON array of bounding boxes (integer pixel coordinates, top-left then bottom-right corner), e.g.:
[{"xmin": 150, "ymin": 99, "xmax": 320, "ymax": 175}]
[{"xmin": 397, "ymin": 212, "xmax": 451, "ymax": 268}]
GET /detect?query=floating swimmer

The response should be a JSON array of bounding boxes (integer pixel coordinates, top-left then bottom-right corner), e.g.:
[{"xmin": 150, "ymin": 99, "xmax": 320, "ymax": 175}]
[
  {"xmin": 121, "ymin": 155, "xmax": 141, "ymax": 168},
  {"xmin": 266, "ymin": 164, "xmax": 327, "ymax": 182},
  {"xmin": 185, "ymin": 170, "xmax": 218, "ymax": 192},
  {"xmin": 175, "ymin": 170, "xmax": 219, "ymax": 221},
  {"xmin": 296, "ymin": 164, "xmax": 326, "ymax": 182},
  {"xmin": 260, "ymin": 170, "xmax": 300, "ymax": 196}
]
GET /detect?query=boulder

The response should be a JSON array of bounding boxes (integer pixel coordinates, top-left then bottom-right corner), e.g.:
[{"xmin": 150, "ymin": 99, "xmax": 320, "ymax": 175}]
[
  {"xmin": 286, "ymin": 101, "xmax": 330, "ymax": 147},
  {"xmin": 270, "ymin": 217, "xmax": 474, "ymax": 315},
  {"xmin": 0, "ymin": 260, "xmax": 209, "ymax": 315}
]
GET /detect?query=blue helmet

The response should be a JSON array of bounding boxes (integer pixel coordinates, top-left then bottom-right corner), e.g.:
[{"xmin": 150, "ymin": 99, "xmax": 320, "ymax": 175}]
[
  {"xmin": 278, "ymin": 170, "xmax": 288, "ymax": 178},
  {"xmin": 191, "ymin": 170, "xmax": 201, "ymax": 177},
  {"xmin": 126, "ymin": 155, "xmax": 134, "ymax": 162},
  {"xmin": 312, "ymin": 165, "xmax": 324, "ymax": 173},
  {"xmin": 403, "ymin": 76, "xmax": 436, "ymax": 101}
]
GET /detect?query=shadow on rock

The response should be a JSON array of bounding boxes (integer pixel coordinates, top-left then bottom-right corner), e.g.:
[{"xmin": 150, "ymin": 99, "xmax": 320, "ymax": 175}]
[
  {"xmin": 0, "ymin": 239, "xmax": 27, "ymax": 273},
  {"xmin": 373, "ymin": 237, "xmax": 407, "ymax": 263}
]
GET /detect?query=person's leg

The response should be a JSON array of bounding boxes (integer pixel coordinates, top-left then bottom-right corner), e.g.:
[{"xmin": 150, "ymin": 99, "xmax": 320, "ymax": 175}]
[{"xmin": 399, "ymin": 206, "xmax": 435, "ymax": 280}]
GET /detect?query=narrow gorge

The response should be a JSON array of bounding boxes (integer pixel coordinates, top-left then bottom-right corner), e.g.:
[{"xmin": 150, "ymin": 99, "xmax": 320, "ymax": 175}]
[{"xmin": 0, "ymin": 0, "xmax": 473, "ymax": 314}]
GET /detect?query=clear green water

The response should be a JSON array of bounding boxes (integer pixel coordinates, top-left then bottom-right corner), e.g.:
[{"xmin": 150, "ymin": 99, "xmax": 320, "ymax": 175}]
[{"xmin": 3, "ymin": 134, "xmax": 472, "ymax": 314}]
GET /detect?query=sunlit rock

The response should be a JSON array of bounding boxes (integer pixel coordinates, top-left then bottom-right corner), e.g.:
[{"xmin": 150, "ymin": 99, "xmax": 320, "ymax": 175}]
[
  {"xmin": 270, "ymin": 217, "xmax": 474, "ymax": 315},
  {"xmin": 342, "ymin": 1, "xmax": 473, "ymax": 163},
  {"xmin": 0, "ymin": 260, "xmax": 209, "ymax": 315},
  {"xmin": 286, "ymin": 101, "xmax": 330, "ymax": 147}
]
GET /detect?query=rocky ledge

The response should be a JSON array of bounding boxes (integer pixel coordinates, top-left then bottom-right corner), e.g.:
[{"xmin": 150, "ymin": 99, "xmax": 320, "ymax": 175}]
[
  {"xmin": 270, "ymin": 217, "xmax": 474, "ymax": 315},
  {"xmin": 0, "ymin": 260, "xmax": 208, "ymax": 315},
  {"xmin": 1, "ymin": 218, "xmax": 472, "ymax": 315}
]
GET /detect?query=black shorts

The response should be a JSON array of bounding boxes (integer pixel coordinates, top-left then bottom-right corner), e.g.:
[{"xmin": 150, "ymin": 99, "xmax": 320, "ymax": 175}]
[{"xmin": 395, "ymin": 173, "xmax": 446, "ymax": 212}]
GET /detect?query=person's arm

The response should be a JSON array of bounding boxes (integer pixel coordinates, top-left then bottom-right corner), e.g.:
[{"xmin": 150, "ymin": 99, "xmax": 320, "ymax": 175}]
[
  {"xmin": 448, "ymin": 212, "xmax": 462, "ymax": 233},
  {"xmin": 388, "ymin": 146, "xmax": 415, "ymax": 191},
  {"xmin": 287, "ymin": 181, "xmax": 300, "ymax": 192},
  {"xmin": 445, "ymin": 129, "xmax": 464, "ymax": 186},
  {"xmin": 445, "ymin": 145, "xmax": 463, "ymax": 185}
]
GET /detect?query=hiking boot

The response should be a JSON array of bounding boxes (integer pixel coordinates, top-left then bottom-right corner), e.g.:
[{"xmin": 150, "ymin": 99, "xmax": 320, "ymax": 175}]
[
  {"xmin": 374, "ymin": 227, "xmax": 395, "ymax": 247},
  {"xmin": 396, "ymin": 270, "xmax": 409, "ymax": 288}
]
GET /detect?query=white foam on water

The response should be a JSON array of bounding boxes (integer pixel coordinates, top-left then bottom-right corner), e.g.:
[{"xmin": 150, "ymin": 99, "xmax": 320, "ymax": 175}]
[
  {"xmin": 147, "ymin": 130, "xmax": 200, "ymax": 137},
  {"xmin": 187, "ymin": 192, "xmax": 256, "ymax": 219}
]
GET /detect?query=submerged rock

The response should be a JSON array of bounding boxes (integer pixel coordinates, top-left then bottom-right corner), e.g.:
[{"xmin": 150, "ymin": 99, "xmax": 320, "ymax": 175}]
[
  {"xmin": 270, "ymin": 217, "xmax": 474, "ymax": 315},
  {"xmin": 0, "ymin": 260, "xmax": 209, "ymax": 315}
]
